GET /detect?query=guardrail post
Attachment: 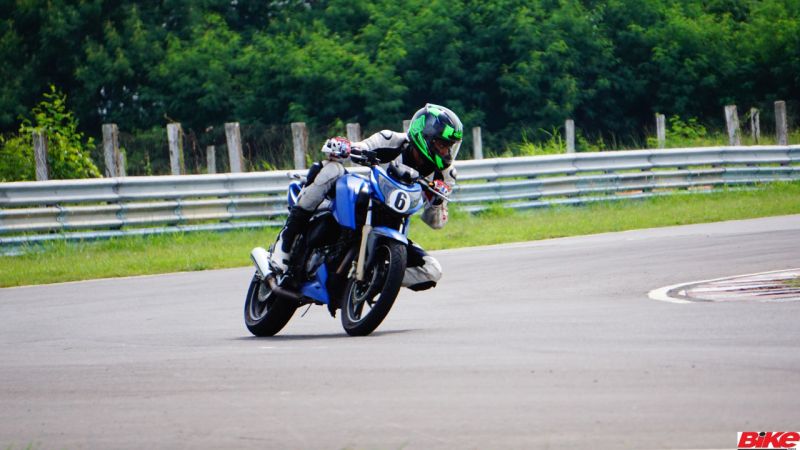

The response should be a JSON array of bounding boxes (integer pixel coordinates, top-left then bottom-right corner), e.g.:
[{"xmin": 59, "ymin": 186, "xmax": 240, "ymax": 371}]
[
  {"xmin": 749, "ymin": 108, "xmax": 760, "ymax": 144},
  {"xmin": 167, "ymin": 123, "xmax": 185, "ymax": 175},
  {"xmin": 206, "ymin": 145, "xmax": 216, "ymax": 174},
  {"xmin": 346, "ymin": 123, "xmax": 361, "ymax": 142},
  {"xmin": 775, "ymin": 101, "xmax": 788, "ymax": 146},
  {"xmin": 32, "ymin": 131, "xmax": 48, "ymax": 181},
  {"xmin": 565, "ymin": 119, "xmax": 575, "ymax": 153},
  {"xmin": 656, "ymin": 114, "xmax": 666, "ymax": 149},
  {"xmin": 291, "ymin": 122, "xmax": 308, "ymax": 170},
  {"xmin": 225, "ymin": 122, "xmax": 245, "ymax": 173},
  {"xmin": 725, "ymin": 105, "xmax": 741, "ymax": 146},
  {"xmin": 102, "ymin": 124, "xmax": 125, "ymax": 177},
  {"xmin": 402, "ymin": 120, "xmax": 411, "ymax": 133},
  {"xmin": 472, "ymin": 127, "xmax": 484, "ymax": 160}
]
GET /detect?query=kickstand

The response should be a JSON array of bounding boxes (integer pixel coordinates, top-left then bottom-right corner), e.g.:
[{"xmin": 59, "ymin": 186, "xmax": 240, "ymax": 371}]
[{"xmin": 300, "ymin": 303, "xmax": 313, "ymax": 318}]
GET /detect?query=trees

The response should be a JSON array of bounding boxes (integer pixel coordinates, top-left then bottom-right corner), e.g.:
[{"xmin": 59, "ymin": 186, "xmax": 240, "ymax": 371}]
[{"xmin": 0, "ymin": 0, "xmax": 798, "ymax": 174}]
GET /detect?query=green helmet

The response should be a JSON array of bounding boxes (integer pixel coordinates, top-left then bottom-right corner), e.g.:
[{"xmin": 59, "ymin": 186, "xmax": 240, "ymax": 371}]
[{"xmin": 407, "ymin": 104, "xmax": 463, "ymax": 170}]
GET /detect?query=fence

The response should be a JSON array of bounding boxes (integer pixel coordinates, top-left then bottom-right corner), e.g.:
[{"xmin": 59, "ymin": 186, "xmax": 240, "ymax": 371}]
[
  {"xmin": 1, "ymin": 145, "xmax": 799, "ymax": 246},
  {"xmin": 23, "ymin": 100, "xmax": 794, "ymax": 180}
]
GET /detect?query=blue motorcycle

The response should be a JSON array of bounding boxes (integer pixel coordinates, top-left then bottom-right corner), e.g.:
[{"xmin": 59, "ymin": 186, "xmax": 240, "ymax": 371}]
[{"xmin": 245, "ymin": 150, "xmax": 445, "ymax": 336}]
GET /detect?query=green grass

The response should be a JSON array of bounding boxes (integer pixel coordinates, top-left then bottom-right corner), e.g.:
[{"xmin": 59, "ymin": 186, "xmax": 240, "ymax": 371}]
[{"xmin": 2, "ymin": 181, "xmax": 800, "ymax": 287}]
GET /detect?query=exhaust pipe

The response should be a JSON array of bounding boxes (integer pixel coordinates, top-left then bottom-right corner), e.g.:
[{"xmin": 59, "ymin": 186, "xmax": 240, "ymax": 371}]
[{"xmin": 266, "ymin": 276, "xmax": 301, "ymax": 303}]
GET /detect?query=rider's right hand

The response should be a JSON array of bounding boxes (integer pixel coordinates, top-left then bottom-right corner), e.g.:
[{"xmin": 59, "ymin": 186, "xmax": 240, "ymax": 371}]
[{"xmin": 426, "ymin": 179, "xmax": 452, "ymax": 206}]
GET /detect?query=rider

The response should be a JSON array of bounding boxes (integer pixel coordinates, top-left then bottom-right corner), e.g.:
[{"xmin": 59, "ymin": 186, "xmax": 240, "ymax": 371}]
[{"xmin": 268, "ymin": 103, "xmax": 463, "ymax": 291}]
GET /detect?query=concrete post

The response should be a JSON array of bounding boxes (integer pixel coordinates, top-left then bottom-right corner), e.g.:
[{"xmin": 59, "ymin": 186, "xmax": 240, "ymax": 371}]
[
  {"xmin": 725, "ymin": 105, "xmax": 741, "ymax": 146},
  {"xmin": 749, "ymin": 108, "xmax": 760, "ymax": 144},
  {"xmin": 775, "ymin": 101, "xmax": 788, "ymax": 146},
  {"xmin": 167, "ymin": 123, "xmax": 185, "ymax": 175},
  {"xmin": 291, "ymin": 122, "xmax": 308, "ymax": 170},
  {"xmin": 565, "ymin": 119, "xmax": 575, "ymax": 153},
  {"xmin": 225, "ymin": 122, "xmax": 244, "ymax": 173},
  {"xmin": 346, "ymin": 123, "xmax": 361, "ymax": 142},
  {"xmin": 33, "ymin": 131, "xmax": 48, "ymax": 181},
  {"xmin": 472, "ymin": 127, "xmax": 484, "ymax": 160},
  {"xmin": 102, "ymin": 124, "xmax": 125, "ymax": 177},
  {"xmin": 206, "ymin": 145, "xmax": 216, "ymax": 174},
  {"xmin": 656, "ymin": 114, "xmax": 666, "ymax": 149}
]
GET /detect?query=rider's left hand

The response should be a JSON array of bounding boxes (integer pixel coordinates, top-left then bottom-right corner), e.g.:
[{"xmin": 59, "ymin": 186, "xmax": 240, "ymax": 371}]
[{"xmin": 322, "ymin": 137, "xmax": 351, "ymax": 160}]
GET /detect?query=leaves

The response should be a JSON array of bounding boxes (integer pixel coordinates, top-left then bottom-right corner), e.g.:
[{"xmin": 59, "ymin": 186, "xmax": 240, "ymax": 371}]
[
  {"xmin": 0, "ymin": 0, "xmax": 799, "ymax": 171},
  {"xmin": 16, "ymin": 85, "xmax": 101, "ymax": 180}
]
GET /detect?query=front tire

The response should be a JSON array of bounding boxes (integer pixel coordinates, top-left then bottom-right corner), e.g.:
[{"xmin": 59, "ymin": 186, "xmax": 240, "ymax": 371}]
[
  {"xmin": 244, "ymin": 274, "xmax": 297, "ymax": 337},
  {"xmin": 341, "ymin": 242, "xmax": 407, "ymax": 336}
]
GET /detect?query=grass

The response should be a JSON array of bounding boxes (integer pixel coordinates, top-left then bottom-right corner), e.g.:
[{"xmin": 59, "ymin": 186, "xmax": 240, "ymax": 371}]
[{"xmin": 2, "ymin": 181, "xmax": 800, "ymax": 287}]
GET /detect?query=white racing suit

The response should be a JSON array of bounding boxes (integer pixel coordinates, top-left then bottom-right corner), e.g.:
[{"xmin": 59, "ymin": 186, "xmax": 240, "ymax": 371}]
[{"xmin": 294, "ymin": 130, "xmax": 455, "ymax": 291}]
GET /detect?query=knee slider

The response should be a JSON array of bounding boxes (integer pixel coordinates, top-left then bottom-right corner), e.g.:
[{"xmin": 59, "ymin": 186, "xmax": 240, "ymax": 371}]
[{"xmin": 422, "ymin": 256, "xmax": 442, "ymax": 282}]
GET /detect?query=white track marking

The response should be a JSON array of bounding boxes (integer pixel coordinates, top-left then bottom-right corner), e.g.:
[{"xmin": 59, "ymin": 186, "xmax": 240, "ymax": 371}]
[{"xmin": 648, "ymin": 268, "xmax": 800, "ymax": 304}]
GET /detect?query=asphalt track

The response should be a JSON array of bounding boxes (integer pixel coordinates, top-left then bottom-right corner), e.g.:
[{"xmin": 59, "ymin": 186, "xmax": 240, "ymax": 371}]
[{"xmin": 1, "ymin": 215, "xmax": 799, "ymax": 450}]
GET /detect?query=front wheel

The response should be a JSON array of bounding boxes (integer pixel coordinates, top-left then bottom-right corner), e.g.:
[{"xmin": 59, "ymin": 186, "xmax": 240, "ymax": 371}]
[
  {"xmin": 244, "ymin": 274, "xmax": 297, "ymax": 337},
  {"xmin": 341, "ymin": 242, "xmax": 407, "ymax": 336}
]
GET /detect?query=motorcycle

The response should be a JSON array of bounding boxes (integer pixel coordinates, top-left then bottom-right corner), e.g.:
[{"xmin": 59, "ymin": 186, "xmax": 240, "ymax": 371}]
[{"xmin": 244, "ymin": 149, "xmax": 448, "ymax": 336}]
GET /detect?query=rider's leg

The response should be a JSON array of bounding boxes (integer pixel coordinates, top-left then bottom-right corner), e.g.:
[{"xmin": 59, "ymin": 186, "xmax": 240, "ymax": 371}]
[
  {"xmin": 269, "ymin": 161, "xmax": 345, "ymax": 271},
  {"xmin": 402, "ymin": 241, "xmax": 442, "ymax": 291}
]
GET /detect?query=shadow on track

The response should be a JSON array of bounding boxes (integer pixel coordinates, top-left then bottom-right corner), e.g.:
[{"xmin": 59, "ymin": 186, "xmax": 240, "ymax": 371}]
[{"xmin": 231, "ymin": 329, "xmax": 417, "ymax": 341}]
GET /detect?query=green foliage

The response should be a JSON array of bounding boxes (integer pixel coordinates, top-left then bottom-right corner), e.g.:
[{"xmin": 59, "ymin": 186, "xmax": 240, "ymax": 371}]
[
  {"xmin": 514, "ymin": 128, "xmax": 566, "ymax": 156},
  {"xmin": 19, "ymin": 86, "xmax": 101, "ymax": 180},
  {"xmin": 647, "ymin": 115, "xmax": 721, "ymax": 148},
  {"xmin": 0, "ymin": 134, "xmax": 35, "ymax": 182},
  {"xmin": 1, "ymin": 0, "xmax": 799, "ymax": 175}
]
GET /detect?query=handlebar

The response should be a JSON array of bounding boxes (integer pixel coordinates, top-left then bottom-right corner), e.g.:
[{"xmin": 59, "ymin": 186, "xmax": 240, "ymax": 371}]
[
  {"xmin": 323, "ymin": 147, "xmax": 450, "ymax": 202},
  {"xmin": 349, "ymin": 148, "xmax": 380, "ymax": 166}
]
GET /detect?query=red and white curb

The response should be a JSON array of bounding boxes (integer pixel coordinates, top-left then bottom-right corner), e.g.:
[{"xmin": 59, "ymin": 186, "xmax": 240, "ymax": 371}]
[{"xmin": 648, "ymin": 268, "xmax": 800, "ymax": 304}]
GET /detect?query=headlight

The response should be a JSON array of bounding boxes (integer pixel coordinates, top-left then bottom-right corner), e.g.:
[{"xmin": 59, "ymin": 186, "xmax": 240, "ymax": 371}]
[{"xmin": 377, "ymin": 175, "xmax": 423, "ymax": 214}]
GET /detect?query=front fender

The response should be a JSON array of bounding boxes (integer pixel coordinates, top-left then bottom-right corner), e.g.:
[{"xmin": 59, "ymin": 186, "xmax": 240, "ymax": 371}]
[
  {"xmin": 370, "ymin": 226, "xmax": 408, "ymax": 245},
  {"xmin": 364, "ymin": 226, "xmax": 408, "ymax": 270}
]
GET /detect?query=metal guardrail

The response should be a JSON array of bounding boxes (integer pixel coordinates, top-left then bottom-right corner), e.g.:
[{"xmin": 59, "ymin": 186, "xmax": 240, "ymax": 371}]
[{"xmin": 1, "ymin": 145, "xmax": 799, "ymax": 245}]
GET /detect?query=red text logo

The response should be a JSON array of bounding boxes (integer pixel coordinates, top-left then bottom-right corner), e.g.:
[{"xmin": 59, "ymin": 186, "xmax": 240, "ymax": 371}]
[{"xmin": 738, "ymin": 432, "xmax": 800, "ymax": 449}]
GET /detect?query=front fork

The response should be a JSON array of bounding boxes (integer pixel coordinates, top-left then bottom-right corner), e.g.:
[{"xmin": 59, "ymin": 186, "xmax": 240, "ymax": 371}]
[{"xmin": 355, "ymin": 198, "xmax": 373, "ymax": 281}]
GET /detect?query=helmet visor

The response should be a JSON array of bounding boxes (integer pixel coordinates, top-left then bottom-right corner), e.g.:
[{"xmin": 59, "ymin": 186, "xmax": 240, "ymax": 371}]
[{"xmin": 432, "ymin": 138, "xmax": 461, "ymax": 166}]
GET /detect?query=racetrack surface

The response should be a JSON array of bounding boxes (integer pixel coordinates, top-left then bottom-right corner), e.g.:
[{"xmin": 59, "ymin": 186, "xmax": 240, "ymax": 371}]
[{"xmin": 2, "ymin": 215, "xmax": 799, "ymax": 449}]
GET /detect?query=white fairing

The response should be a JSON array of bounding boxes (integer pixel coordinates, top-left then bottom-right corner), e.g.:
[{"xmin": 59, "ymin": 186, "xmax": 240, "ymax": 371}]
[{"xmin": 250, "ymin": 247, "xmax": 272, "ymax": 279}]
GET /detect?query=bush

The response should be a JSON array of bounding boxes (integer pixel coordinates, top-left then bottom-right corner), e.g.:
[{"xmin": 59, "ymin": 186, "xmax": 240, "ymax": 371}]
[
  {"xmin": 18, "ymin": 85, "xmax": 101, "ymax": 180},
  {"xmin": 0, "ymin": 134, "xmax": 35, "ymax": 181}
]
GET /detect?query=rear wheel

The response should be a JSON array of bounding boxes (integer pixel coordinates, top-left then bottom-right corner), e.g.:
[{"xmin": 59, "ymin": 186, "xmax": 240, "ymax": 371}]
[
  {"xmin": 244, "ymin": 274, "xmax": 297, "ymax": 337},
  {"xmin": 341, "ymin": 242, "xmax": 407, "ymax": 336}
]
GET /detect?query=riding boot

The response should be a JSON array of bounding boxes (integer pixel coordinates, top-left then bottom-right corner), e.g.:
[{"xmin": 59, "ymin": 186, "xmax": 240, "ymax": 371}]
[{"xmin": 269, "ymin": 207, "xmax": 313, "ymax": 272}]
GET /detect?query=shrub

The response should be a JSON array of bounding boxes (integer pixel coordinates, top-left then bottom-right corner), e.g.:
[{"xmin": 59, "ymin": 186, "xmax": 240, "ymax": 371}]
[
  {"xmin": 0, "ymin": 134, "xmax": 35, "ymax": 181},
  {"xmin": 19, "ymin": 85, "xmax": 101, "ymax": 180}
]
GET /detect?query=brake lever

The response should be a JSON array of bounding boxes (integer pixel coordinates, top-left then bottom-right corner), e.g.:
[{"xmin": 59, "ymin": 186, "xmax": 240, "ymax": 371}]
[{"xmin": 350, "ymin": 149, "xmax": 379, "ymax": 166}]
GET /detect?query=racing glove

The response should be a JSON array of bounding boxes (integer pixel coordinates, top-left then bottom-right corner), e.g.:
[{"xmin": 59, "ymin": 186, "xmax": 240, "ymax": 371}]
[
  {"xmin": 426, "ymin": 179, "xmax": 452, "ymax": 206},
  {"xmin": 322, "ymin": 137, "xmax": 351, "ymax": 160}
]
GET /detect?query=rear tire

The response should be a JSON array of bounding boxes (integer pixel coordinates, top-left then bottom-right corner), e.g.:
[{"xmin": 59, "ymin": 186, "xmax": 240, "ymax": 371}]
[
  {"xmin": 341, "ymin": 242, "xmax": 406, "ymax": 336},
  {"xmin": 244, "ymin": 274, "xmax": 297, "ymax": 337}
]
